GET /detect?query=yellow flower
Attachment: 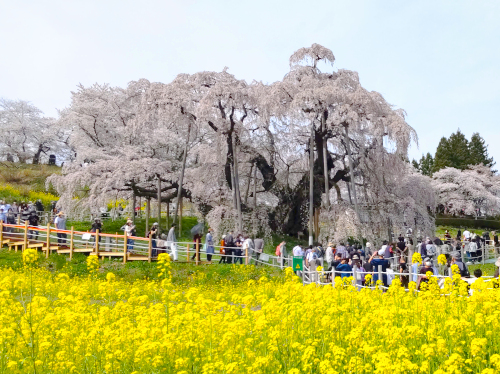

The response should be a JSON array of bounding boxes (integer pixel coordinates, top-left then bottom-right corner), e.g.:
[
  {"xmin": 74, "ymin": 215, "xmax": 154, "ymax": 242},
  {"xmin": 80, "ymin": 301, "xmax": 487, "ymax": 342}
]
[
  {"xmin": 412, "ymin": 252, "xmax": 422, "ymax": 264},
  {"xmin": 437, "ymin": 254, "xmax": 447, "ymax": 265}
]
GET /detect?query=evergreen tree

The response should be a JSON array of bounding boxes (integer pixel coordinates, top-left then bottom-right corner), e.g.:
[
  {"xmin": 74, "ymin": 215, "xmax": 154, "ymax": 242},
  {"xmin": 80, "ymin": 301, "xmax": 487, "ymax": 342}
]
[
  {"xmin": 412, "ymin": 159, "xmax": 420, "ymax": 171},
  {"xmin": 468, "ymin": 132, "xmax": 495, "ymax": 170},
  {"xmin": 419, "ymin": 152, "xmax": 434, "ymax": 176},
  {"xmin": 433, "ymin": 129, "xmax": 471, "ymax": 172}
]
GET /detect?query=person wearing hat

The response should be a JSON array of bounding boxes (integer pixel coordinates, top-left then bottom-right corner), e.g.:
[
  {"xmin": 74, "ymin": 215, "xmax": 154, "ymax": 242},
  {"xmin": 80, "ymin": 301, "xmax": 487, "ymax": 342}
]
[
  {"xmin": 120, "ymin": 219, "xmax": 136, "ymax": 252},
  {"xmin": 54, "ymin": 211, "xmax": 67, "ymax": 245}
]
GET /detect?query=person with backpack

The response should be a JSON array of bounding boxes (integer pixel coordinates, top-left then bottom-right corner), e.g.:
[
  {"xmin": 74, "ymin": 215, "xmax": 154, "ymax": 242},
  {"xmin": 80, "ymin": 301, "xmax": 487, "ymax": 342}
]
[
  {"xmin": 28, "ymin": 211, "xmax": 40, "ymax": 240},
  {"xmin": 233, "ymin": 234, "xmax": 244, "ymax": 265},
  {"xmin": 449, "ymin": 254, "xmax": 470, "ymax": 277},
  {"xmin": 305, "ymin": 247, "xmax": 319, "ymax": 282},
  {"xmin": 276, "ymin": 241, "xmax": 287, "ymax": 266},
  {"xmin": 120, "ymin": 219, "xmax": 136, "ymax": 252}
]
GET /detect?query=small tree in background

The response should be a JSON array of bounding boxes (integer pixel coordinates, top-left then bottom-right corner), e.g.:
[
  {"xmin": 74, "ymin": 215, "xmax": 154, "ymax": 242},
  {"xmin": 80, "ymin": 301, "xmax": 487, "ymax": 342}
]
[{"xmin": 469, "ymin": 132, "xmax": 495, "ymax": 171}]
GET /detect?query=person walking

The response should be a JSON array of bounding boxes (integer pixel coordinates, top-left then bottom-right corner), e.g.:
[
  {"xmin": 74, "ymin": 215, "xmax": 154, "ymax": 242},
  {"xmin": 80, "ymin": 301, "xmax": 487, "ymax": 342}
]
[
  {"xmin": 192, "ymin": 231, "xmax": 203, "ymax": 262},
  {"xmin": 54, "ymin": 211, "xmax": 67, "ymax": 246},
  {"xmin": 225, "ymin": 231, "xmax": 234, "ymax": 264},
  {"xmin": 253, "ymin": 238, "xmax": 264, "ymax": 265},
  {"xmin": 120, "ymin": 220, "xmax": 136, "ymax": 252},
  {"xmin": 166, "ymin": 224, "xmax": 178, "ymax": 261},
  {"xmin": 205, "ymin": 228, "xmax": 214, "ymax": 263},
  {"xmin": 28, "ymin": 211, "xmax": 40, "ymax": 240},
  {"xmin": 148, "ymin": 222, "xmax": 159, "ymax": 257},
  {"xmin": 219, "ymin": 235, "xmax": 226, "ymax": 264},
  {"xmin": 233, "ymin": 234, "xmax": 244, "ymax": 265}
]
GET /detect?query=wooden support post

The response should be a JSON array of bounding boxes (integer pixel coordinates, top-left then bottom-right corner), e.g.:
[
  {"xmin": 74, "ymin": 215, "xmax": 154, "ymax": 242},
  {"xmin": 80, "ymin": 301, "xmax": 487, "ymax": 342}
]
[
  {"xmin": 17, "ymin": 215, "xmax": 21, "ymax": 225},
  {"xmin": 166, "ymin": 202, "xmax": 169, "ymax": 232},
  {"xmin": 23, "ymin": 221, "xmax": 28, "ymax": 251},
  {"xmin": 179, "ymin": 197, "xmax": 183, "ymax": 237},
  {"xmin": 245, "ymin": 246, "xmax": 249, "ymax": 265},
  {"xmin": 95, "ymin": 229, "xmax": 99, "ymax": 254},
  {"xmin": 378, "ymin": 265, "xmax": 382, "ymax": 288},
  {"xmin": 157, "ymin": 178, "xmax": 161, "ymax": 233},
  {"xmin": 46, "ymin": 223, "xmax": 51, "ymax": 258},
  {"xmin": 187, "ymin": 243, "xmax": 190, "ymax": 263},
  {"xmin": 123, "ymin": 232, "xmax": 128, "ymax": 264},
  {"xmin": 195, "ymin": 239, "xmax": 199, "ymax": 266},
  {"xmin": 145, "ymin": 198, "xmax": 150, "ymax": 236},
  {"xmin": 148, "ymin": 233, "xmax": 152, "ymax": 263},
  {"xmin": 352, "ymin": 267, "xmax": 357, "ymax": 287},
  {"xmin": 0, "ymin": 221, "xmax": 3, "ymax": 248},
  {"xmin": 69, "ymin": 227, "xmax": 74, "ymax": 260}
]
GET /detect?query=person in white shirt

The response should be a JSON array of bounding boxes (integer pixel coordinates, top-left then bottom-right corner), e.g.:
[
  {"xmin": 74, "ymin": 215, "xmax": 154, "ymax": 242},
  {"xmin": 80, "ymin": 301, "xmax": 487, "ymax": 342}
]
[
  {"xmin": 306, "ymin": 248, "xmax": 319, "ymax": 282},
  {"xmin": 292, "ymin": 244, "xmax": 303, "ymax": 257},
  {"xmin": 120, "ymin": 220, "xmax": 136, "ymax": 252},
  {"xmin": 325, "ymin": 243, "xmax": 334, "ymax": 269},
  {"xmin": 463, "ymin": 230, "xmax": 471, "ymax": 241},
  {"xmin": 54, "ymin": 211, "xmax": 67, "ymax": 245},
  {"xmin": 242, "ymin": 236, "xmax": 254, "ymax": 263}
]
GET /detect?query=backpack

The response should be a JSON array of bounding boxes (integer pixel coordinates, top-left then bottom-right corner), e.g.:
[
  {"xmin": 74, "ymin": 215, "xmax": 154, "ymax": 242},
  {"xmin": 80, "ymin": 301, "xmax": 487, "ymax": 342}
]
[
  {"xmin": 276, "ymin": 244, "xmax": 281, "ymax": 256},
  {"xmin": 460, "ymin": 263, "xmax": 470, "ymax": 277},
  {"xmin": 427, "ymin": 244, "xmax": 436, "ymax": 256}
]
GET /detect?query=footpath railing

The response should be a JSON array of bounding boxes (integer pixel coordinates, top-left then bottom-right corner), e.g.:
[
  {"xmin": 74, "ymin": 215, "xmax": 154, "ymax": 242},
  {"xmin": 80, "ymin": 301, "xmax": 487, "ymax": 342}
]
[{"xmin": 0, "ymin": 222, "xmax": 291, "ymax": 266}]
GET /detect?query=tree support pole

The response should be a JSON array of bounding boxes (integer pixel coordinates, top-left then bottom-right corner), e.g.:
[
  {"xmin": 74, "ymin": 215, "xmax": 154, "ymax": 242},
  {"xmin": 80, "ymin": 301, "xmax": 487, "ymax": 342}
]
[
  {"xmin": 309, "ymin": 122, "xmax": 314, "ymax": 246},
  {"xmin": 344, "ymin": 125, "xmax": 364, "ymax": 249},
  {"xmin": 157, "ymin": 178, "xmax": 161, "ymax": 234}
]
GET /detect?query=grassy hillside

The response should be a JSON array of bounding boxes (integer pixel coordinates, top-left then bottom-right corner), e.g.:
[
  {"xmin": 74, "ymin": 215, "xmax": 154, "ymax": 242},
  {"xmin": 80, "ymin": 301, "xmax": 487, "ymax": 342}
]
[{"xmin": 0, "ymin": 162, "xmax": 60, "ymax": 208}]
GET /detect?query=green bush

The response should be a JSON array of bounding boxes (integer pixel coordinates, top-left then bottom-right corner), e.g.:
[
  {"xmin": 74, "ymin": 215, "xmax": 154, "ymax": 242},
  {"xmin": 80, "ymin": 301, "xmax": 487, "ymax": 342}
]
[{"xmin": 435, "ymin": 217, "xmax": 500, "ymax": 231}]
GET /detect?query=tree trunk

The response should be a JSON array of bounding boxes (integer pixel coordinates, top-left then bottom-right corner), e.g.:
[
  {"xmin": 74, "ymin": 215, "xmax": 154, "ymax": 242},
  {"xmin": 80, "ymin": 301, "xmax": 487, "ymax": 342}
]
[
  {"xmin": 132, "ymin": 191, "xmax": 136, "ymax": 224},
  {"xmin": 233, "ymin": 137, "xmax": 243, "ymax": 232},
  {"xmin": 174, "ymin": 123, "xmax": 191, "ymax": 225},
  {"xmin": 32, "ymin": 144, "xmax": 44, "ymax": 165},
  {"xmin": 309, "ymin": 123, "xmax": 314, "ymax": 245},
  {"xmin": 322, "ymin": 115, "xmax": 330, "ymax": 209}
]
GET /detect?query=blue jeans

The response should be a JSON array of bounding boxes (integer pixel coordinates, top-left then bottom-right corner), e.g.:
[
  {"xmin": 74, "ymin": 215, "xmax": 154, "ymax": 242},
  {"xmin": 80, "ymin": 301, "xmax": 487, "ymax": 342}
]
[{"xmin": 127, "ymin": 239, "xmax": 134, "ymax": 251}]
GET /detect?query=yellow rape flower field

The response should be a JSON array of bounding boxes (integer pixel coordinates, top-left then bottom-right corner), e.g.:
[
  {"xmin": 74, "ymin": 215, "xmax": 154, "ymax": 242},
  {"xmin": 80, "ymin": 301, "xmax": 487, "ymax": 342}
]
[{"xmin": 1, "ymin": 250, "xmax": 500, "ymax": 373}]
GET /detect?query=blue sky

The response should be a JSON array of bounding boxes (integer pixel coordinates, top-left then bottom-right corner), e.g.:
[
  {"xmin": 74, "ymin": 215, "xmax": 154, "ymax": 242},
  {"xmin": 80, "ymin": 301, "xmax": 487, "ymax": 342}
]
[{"xmin": 1, "ymin": 0, "xmax": 498, "ymax": 164}]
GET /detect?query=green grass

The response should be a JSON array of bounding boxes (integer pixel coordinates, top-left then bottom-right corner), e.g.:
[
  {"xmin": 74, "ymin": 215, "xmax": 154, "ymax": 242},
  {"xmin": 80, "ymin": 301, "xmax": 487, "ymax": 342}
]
[
  {"xmin": 0, "ymin": 249, "xmax": 282, "ymax": 285},
  {"xmin": 435, "ymin": 225, "xmax": 497, "ymax": 238}
]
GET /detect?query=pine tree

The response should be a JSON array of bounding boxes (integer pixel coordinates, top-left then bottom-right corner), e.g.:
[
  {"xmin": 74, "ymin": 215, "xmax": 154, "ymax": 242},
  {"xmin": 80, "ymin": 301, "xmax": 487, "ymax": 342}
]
[
  {"xmin": 412, "ymin": 159, "xmax": 420, "ymax": 171},
  {"xmin": 419, "ymin": 153, "xmax": 434, "ymax": 176},
  {"xmin": 468, "ymin": 132, "xmax": 495, "ymax": 170},
  {"xmin": 433, "ymin": 129, "xmax": 471, "ymax": 172}
]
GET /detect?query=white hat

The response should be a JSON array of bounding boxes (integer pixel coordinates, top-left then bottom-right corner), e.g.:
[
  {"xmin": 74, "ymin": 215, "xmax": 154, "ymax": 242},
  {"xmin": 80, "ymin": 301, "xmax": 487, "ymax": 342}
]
[{"xmin": 366, "ymin": 242, "xmax": 372, "ymax": 248}]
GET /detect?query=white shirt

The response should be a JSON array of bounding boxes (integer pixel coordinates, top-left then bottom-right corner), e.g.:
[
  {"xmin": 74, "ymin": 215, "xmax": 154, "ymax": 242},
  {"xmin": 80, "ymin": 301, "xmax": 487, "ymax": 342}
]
[
  {"xmin": 292, "ymin": 245, "xmax": 302, "ymax": 256},
  {"xmin": 325, "ymin": 246, "xmax": 334, "ymax": 263},
  {"xmin": 306, "ymin": 251, "xmax": 317, "ymax": 263},
  {"xmin": 463, "ymin": 230, "xmax": 471, "ymax": 239},
  {"xmin": 378, "ymin": 245, "xmax": 388, "ymax": 257}
]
